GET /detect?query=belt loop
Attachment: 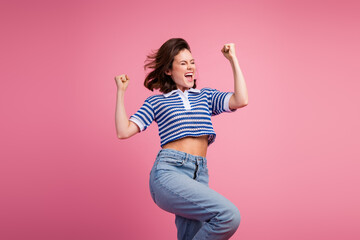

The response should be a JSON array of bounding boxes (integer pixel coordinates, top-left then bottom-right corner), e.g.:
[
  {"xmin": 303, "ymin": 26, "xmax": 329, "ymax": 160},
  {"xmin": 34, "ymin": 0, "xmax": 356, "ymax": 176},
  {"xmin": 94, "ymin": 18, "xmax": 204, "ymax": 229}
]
[{"xmin": 199, "ymin": 157, "xmax": 204, "ymax": 166}]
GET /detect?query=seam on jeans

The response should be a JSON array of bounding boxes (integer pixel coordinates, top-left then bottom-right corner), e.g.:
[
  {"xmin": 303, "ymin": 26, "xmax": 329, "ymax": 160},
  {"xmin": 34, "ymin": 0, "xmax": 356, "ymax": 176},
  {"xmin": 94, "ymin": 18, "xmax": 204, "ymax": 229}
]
[
  {"xmin": 184, "ymin": 220, "xmax": 190, "ymax": 239},
  {"xmin": 155, "ymin": 171, "xmax": 218, "ymax": 219}
]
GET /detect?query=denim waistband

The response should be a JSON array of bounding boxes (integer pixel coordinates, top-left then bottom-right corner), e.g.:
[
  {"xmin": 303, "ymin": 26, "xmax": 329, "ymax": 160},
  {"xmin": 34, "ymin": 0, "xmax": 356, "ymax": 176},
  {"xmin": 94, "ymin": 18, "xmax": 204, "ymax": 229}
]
[{"xmin": 157, "ymin": 148, "xmax": 207, "ymax": 166}]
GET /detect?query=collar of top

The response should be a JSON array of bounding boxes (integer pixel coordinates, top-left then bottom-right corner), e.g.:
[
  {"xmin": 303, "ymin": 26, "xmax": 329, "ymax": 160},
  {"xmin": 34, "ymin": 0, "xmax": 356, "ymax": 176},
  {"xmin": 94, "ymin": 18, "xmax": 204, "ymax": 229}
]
[{"xmin": 163, "ymin": 88, "xmax": 200, "ymax": 98}]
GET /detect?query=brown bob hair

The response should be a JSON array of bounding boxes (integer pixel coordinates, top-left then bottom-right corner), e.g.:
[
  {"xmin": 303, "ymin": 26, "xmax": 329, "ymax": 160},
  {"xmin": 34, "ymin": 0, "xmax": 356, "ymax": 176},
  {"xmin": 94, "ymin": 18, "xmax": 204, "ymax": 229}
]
[{"xmin": 143, "ymin": 38, "xmax": 197, "ymax": 94}]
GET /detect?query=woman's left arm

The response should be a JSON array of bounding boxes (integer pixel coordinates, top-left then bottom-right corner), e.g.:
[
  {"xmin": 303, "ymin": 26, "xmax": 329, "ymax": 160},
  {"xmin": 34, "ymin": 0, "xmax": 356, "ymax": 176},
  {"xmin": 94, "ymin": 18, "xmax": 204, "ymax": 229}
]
[{"xmin": 221, "ymin": 43, "xmax": 249, "ymax": 109}]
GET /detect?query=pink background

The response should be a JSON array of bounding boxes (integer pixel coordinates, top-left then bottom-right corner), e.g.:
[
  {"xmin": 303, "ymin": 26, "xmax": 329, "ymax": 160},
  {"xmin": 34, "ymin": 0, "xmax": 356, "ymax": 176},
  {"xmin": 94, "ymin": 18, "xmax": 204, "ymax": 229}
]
[{"xmin": 1, "ymin": 0, "xmax": 359, "ymax": 239}]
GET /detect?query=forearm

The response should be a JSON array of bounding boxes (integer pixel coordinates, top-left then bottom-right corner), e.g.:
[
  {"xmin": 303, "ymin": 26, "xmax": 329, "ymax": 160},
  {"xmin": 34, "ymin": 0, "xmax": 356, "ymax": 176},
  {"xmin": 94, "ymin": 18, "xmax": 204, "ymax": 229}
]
[
  {"xmin": 229, "ymin": 57, "xmax": 248, "ymax": 106},
  {"xmin": 115, "ymin": 90, "xmax": 130, "ymax": 138}
]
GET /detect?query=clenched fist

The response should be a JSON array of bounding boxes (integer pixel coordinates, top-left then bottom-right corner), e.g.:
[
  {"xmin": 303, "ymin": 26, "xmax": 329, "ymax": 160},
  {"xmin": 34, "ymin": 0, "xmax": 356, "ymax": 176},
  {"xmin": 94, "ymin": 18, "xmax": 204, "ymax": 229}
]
[
  {"xmin": 221, "ymin": 43, "xmax": 236, "ymax": 61},
  {"xmin": 114, "ymin": 74, "xmax": 130, "ymax": 91}
]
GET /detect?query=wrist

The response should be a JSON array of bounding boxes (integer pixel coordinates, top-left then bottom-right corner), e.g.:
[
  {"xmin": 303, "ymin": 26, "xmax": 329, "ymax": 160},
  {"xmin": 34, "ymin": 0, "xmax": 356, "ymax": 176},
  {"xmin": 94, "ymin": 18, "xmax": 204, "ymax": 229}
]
[
  {"xmin": 229, "ymin": 56, "xmax": 238, "ymax": 64},
  {"xmin": 117, "ymin": 88, "xmax": 126, "ymax": 94}
]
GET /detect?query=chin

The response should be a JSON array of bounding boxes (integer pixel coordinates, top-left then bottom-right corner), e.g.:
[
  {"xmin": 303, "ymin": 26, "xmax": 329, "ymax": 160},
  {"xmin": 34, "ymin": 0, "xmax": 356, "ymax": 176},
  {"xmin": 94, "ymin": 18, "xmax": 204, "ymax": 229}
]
[{"xmin": 187, "ymin": 81, "xmax": 195, "ymax": 86}]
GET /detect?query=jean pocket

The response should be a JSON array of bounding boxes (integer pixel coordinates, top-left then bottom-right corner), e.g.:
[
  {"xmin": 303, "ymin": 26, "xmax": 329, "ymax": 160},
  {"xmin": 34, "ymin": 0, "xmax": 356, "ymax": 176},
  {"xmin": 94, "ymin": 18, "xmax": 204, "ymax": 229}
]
[{"xmin": 155, "ymin": 156, "xmax": 186, "ymax": 170}]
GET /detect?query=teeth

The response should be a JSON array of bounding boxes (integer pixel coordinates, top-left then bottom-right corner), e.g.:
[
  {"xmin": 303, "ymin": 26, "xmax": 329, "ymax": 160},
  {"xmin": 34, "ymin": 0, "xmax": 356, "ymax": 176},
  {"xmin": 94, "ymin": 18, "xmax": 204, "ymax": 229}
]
[{"xmin": 185, "ymin": 73, "xmax": 193, "ymax": 77}]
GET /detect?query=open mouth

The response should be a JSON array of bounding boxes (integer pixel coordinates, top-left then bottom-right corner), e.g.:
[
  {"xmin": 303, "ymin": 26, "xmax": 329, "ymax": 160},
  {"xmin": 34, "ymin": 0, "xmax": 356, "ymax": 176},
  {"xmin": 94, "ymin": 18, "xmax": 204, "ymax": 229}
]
[{"xmin": 184, "ymin": 72, "xmax": 194, "ymax": 82}]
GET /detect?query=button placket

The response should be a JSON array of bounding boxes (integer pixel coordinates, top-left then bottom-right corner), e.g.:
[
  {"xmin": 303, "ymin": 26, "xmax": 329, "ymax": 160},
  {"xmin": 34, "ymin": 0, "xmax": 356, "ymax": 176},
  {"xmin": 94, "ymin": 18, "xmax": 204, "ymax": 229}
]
[{"xmin": 178, "ymin": 90, "xmax": 191, "ymax": 110}]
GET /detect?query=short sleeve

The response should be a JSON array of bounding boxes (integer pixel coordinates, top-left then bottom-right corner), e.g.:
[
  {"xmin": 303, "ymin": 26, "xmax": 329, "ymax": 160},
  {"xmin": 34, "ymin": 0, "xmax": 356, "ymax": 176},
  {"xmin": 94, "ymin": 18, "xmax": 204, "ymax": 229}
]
[
  {"xmin": 129, "ymin": 98, "xmax": 155, "ymax": 132},
  {"xmin": 210, "ymin": 88, "xmax": 237, "ymax": 116}
]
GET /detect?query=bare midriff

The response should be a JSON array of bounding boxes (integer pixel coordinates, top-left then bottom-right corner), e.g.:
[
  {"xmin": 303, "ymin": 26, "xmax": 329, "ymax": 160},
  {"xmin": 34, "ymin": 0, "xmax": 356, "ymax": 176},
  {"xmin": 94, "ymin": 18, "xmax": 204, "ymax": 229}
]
[{"xmin": 162, "ymin": 135, "xmax": 208, "ymax": 158}]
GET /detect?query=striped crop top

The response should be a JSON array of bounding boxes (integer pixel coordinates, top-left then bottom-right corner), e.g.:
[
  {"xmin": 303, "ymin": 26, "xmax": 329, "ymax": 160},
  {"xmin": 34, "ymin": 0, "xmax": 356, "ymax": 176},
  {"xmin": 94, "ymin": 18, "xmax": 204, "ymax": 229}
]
[{"xmin": 129, "ymin": 87, "xmax": 237, "ymax": 147}]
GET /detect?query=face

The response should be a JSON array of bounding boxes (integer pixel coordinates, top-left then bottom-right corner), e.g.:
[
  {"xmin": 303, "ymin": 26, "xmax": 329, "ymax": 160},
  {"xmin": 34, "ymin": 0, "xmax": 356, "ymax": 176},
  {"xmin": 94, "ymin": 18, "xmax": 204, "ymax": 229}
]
[{"xmin": 165, "ymin": 49, "xmax": 196, "ymax": 92}]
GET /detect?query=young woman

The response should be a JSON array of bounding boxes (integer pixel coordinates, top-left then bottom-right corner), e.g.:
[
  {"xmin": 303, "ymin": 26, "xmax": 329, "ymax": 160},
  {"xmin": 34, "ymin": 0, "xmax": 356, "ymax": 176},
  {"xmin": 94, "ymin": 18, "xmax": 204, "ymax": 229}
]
[{"xmin": 115, "ymin": 38, "xmax": 248, "ymax": 240}]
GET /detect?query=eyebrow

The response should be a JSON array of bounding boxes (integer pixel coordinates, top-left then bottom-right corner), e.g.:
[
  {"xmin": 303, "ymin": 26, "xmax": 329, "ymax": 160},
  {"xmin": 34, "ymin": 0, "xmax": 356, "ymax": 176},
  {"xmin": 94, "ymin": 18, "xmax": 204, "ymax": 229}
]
[{"xmin": 180, "ymin": 59, "xmax": 195, "ymax": 62}]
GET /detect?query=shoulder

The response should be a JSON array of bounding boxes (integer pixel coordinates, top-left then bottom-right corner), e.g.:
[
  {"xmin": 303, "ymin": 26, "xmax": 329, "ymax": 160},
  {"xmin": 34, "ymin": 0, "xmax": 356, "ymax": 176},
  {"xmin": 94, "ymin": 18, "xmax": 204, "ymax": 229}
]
[
  {"xmin": 144, "ymin": 94, "xmax": 165, "ymax": 109},
  {"xmin": 199, "ymin": 87, "xmax": 217, "ymax": 96},
  {"xmin": 200, "ymin": 87, "xmax": 217, "ymax": 92},
  {"xmin": 145, "ymin": 93, "xmax": 163, "ymax": 102}
]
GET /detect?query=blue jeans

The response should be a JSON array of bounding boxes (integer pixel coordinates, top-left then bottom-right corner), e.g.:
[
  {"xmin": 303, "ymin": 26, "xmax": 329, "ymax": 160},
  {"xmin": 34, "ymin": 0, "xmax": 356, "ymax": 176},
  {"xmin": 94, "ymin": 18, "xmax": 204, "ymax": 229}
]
[{"xmin": 149, "ymin": 148, "xmax": 241, "ymax": 240}]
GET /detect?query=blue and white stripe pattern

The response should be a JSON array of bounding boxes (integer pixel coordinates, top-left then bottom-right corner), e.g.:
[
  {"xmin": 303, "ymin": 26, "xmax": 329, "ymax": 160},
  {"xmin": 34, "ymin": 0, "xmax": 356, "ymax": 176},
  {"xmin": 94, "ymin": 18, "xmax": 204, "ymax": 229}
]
[{"xmin": 129, "ymin": 87, "xmax": 237, "ymax": 147}]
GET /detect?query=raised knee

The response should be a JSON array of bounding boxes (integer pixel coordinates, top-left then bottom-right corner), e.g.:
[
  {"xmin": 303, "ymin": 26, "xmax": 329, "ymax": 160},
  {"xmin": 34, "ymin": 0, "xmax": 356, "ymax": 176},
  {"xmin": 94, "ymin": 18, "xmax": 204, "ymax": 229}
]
[
  {"xmin": 218, "ymin": 206, "xmax": 241, "ymax": 233},
  {"xmin": 226, "ymin": 205, "xmax": 241, "ymax": 233}
]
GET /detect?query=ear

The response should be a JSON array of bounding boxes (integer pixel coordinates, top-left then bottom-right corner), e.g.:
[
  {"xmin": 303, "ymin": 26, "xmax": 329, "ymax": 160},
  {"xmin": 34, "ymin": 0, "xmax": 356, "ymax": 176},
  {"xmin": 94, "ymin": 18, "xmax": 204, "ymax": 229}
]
[{"xmin": 165, "ymin": 69, "xmax": 171, "ymax": 76}]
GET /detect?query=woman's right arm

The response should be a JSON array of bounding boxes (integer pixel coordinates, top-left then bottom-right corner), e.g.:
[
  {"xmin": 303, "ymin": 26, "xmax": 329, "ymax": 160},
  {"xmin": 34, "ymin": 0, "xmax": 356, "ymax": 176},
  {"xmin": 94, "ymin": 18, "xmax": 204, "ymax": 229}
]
[{"xmin": 115, "ymin": 74, "xmax": 140, "ymax": 139}]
